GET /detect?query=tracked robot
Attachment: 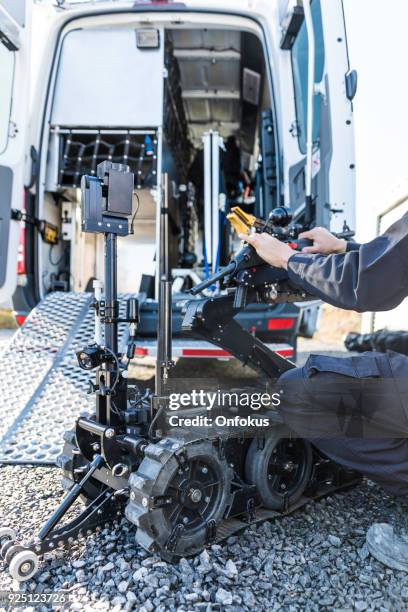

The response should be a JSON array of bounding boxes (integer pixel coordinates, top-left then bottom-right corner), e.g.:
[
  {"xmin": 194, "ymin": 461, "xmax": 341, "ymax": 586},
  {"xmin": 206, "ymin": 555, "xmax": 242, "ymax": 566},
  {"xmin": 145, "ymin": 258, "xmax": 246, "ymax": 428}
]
[{"xmin": 0, "ymin": 162, "xmax": 359, "ymax": 581}]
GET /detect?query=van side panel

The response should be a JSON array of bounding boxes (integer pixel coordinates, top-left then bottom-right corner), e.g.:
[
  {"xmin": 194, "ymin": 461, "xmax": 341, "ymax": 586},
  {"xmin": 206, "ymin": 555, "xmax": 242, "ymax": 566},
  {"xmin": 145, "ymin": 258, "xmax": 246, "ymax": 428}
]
[
  {"xmin": 0, "ymin": 166, "xmax": 13, "ymax": 287},
  {"xmin": 0, "ymin": 1, "xmax": 32, "ymax": 302}
]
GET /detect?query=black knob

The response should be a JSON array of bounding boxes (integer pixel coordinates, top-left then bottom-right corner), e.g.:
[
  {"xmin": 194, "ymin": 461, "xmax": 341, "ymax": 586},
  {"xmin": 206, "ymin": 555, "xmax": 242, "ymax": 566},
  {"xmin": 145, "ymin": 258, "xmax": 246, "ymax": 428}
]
[{"xmin": 268, "ymin": 207, "xmax": 292, "ymax": 227}]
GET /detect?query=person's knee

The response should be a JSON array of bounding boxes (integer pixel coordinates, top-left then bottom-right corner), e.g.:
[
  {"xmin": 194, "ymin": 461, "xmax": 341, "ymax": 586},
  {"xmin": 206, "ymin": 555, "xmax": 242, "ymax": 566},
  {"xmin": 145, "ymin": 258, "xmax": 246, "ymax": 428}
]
[
  {"xmin": 278, "ymin": 366, "xmax": 305, "ymax": 383},
  {"xmin": 277, "ymin": 366, "xmax": 308, "ymax": 426},
  {"xmin": 278, "ymin": 367, "xmax": 306, "ymax": 409},
  {"xmin": 278, "ymin": 366, "xmax": 331, "ymax": 437}
]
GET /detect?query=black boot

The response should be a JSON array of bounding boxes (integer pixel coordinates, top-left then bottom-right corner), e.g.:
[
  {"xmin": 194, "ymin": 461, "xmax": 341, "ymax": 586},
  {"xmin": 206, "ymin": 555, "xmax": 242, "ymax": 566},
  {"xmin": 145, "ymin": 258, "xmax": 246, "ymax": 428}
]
[{"xmin": 367, "ymin": 523, "xmax": 408, "ymax": 571}]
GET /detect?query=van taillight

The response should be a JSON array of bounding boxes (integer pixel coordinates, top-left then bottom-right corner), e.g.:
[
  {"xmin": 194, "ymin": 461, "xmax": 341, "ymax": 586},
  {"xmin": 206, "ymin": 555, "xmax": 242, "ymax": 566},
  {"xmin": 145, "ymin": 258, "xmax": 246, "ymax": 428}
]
[
  {"xmin": 17, "ymin": 225, "xmax": 26, "ymax": 275},
  {"xmin": 15, "ymin": 314, "xmax": 27, "ymax": 326},
  {"xmin": 17, "ymin": 192, "xmax": 26, "ymax": 275},
  {"xmin": 267, "ymin": 318, "xmax": 295, "ymax": 330}
]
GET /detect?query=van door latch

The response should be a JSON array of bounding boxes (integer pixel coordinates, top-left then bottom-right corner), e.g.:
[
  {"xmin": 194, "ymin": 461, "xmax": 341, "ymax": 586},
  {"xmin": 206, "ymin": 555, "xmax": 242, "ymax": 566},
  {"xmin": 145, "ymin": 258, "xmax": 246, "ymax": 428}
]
[
  {"xmin": 11, "ymin": 209, "xmax": 59, "ymax": 245},
  {"xmin": 8, "ymin": 121, "xmax": 18, "ymax": 138}
]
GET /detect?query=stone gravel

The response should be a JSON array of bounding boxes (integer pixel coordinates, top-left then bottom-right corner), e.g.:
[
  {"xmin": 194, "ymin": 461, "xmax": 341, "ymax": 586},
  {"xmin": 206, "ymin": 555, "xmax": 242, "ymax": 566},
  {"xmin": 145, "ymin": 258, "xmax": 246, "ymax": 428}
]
[
  {"xmin": 1, "ymin": 343, "xmax": 407, "ymax": 610},
  {"xmin": 1, "ymin": 465, "xmax": 408, "ymax": 611}
]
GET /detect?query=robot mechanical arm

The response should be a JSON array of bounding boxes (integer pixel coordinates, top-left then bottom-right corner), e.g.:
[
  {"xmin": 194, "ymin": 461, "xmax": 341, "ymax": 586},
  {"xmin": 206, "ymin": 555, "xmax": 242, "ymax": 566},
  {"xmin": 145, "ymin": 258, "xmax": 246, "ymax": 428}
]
[{"xmin": 182, "ymin": 206, "xmax": 354, "ymax": 378}]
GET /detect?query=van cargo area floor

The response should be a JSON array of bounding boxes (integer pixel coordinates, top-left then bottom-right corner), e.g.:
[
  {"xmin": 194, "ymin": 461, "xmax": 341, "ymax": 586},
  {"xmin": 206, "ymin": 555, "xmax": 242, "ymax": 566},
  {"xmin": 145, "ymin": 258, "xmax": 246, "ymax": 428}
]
[{"xmin": 0, "ymin": 292, "xmax": 102, "ymax": 464}]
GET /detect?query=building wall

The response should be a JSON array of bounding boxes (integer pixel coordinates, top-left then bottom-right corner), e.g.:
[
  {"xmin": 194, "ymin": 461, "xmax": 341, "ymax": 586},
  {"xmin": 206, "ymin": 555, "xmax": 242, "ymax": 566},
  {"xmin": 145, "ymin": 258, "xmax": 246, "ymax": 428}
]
[{"xmin": 363, "ymin": 196, "xmax": 408, "ymax": 333}]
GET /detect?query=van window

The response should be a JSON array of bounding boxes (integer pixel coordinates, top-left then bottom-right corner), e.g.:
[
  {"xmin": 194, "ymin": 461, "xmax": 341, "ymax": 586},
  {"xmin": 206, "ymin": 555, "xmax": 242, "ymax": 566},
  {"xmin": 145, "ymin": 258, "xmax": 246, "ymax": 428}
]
[
  {"xmin": 0, "ymin": 43, "xmax": 15, "ymax": 154},
  {"xmin": 291, "ymin": 0, "xmax": 325, "ymax": 154}
]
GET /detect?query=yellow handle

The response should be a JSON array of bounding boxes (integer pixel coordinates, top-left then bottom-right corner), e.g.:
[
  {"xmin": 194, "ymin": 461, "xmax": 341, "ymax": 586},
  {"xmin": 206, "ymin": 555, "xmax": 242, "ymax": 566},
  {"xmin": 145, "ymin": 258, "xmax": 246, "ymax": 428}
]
[{"xmin": 227, "ymin": 206, "xmax": 257, "ymax": 235}]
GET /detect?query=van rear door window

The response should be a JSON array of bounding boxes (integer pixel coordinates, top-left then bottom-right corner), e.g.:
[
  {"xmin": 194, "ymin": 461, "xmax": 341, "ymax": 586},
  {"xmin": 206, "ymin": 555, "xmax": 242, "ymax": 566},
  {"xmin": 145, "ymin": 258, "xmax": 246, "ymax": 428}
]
[
  {"xmin": 291, "ymin": 0, "xmax": 325, "ymax": 154},
  {"xmin": 0, "ymin": 43, "xmax": 15, "ymax": 154}
]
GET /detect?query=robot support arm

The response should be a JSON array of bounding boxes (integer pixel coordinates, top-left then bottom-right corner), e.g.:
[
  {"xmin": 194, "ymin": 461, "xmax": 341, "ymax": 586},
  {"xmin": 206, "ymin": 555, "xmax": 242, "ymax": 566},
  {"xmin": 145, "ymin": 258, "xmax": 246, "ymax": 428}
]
[{"xmin": 181, "ymin": 294, "xmax": 294, "ymax": 378}]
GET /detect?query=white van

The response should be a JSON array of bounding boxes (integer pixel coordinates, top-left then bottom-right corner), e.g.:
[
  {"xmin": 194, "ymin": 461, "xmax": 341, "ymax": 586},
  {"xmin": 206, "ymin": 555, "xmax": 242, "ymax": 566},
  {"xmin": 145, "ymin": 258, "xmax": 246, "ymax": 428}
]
[{"xmin": 0, "ymin": 0, "xmax": 356, "ymax": 359}]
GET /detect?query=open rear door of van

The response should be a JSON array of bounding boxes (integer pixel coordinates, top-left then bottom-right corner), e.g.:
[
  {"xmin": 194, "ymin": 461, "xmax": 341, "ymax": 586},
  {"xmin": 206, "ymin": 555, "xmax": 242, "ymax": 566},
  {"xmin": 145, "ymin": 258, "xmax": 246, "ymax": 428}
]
[
  {"xmin": 0, "ymin": 0, "xmax": 32, "ymax": 302},
  {"xmin": 318, "ymin": 0, "xmax": 355, "ymax": 232},
  {"xmin": 281, "ymin": 0, "xmax": 355, "ymax": 233}
]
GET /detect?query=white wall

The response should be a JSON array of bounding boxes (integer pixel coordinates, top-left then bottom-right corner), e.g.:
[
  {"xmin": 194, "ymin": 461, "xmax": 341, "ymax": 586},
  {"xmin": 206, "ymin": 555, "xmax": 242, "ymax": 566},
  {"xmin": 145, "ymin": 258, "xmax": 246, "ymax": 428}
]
[{"xmin": 372, "ymin": 197, "xmax": 408, "ymax": 331}]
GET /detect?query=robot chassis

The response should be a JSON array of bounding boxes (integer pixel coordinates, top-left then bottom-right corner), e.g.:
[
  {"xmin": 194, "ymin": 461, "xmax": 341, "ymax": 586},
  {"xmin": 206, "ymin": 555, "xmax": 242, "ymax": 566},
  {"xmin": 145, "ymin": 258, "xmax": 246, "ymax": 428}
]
[{"xmin": 0, "ymin": 163, "xmax": 359, "ymax": 581}]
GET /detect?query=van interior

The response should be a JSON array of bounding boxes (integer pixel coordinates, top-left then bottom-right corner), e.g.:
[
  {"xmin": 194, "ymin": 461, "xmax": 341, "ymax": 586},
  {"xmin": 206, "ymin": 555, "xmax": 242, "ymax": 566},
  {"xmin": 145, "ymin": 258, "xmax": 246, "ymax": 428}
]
[{"xmin": 38, "ymin": 20, "xmax": 277, "ymax": 307}]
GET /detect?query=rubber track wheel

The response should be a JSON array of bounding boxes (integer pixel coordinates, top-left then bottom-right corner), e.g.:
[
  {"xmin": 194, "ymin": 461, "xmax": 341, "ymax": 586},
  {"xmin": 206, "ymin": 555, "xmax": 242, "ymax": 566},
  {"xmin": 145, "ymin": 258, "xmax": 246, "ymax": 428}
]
[
  {"xmin": 245, "ymin": 427, "xmax": 313, "ymax": 510},
  {"xmin": 127, "ymin": 439, "xmax": 232, "ymax": 560}
]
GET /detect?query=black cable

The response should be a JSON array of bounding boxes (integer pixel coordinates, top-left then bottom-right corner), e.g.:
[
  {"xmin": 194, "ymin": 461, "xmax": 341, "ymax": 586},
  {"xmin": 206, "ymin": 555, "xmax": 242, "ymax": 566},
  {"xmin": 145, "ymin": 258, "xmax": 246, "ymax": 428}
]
[
  {"xmin": 49, "ymin": 243, "xmax": 66, "ymax": 266},
  {"xmin": 148, "ymin": 405, "xmax": 165, "ymax": 441},
  {"xmin": 130, "ymin": 191, "xmax": 140, "ymax": 235},
  {"xmin": 103, "ymin": 347, "xmax": 121, "ymax": 395},
  {"xmin": 110, "ymin": 399, "xmax": 122, "ymax": 417}
]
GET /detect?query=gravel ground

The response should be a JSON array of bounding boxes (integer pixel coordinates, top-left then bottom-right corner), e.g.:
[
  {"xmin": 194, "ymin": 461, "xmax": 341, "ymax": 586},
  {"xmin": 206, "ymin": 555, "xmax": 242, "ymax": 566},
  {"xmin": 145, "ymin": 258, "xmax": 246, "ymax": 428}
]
[
  {"xmin": 1, "ymin": 467, "xmax": 408, "ymax": 611},
  {"xmin": 0, "ymin": 328, "xmax": 15, "ymax": 349},
  {"xmin": 1, "ymin": 336, "xmax": 407, "ymax": 610}
]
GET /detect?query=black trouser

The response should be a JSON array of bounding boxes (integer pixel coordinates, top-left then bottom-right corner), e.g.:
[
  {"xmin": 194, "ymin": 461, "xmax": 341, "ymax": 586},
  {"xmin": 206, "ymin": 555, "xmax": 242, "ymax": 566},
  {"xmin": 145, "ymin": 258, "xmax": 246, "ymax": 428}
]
[{"xmin": 278, "ymin": 352, "xmax": 408, "ymax": 496}]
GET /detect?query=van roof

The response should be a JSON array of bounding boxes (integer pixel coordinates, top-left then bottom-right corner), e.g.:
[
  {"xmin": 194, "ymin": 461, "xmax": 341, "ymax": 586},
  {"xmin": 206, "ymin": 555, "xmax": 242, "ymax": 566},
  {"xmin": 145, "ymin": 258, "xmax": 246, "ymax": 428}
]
[{"xmin": 49, "ymin": 0, "xmax": 255, "ymax": 12}]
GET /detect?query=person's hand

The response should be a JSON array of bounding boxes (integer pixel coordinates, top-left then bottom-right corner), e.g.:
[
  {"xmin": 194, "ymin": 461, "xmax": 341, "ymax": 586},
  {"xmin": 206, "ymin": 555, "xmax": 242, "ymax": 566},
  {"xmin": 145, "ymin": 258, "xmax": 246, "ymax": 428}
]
[
  {"xmin": 298, "ymin": 227, "xmax": 347, "ymax": 254},
  {"xmin": 238, "ymin": 232, "xmax": 294, "ymax": 270}
]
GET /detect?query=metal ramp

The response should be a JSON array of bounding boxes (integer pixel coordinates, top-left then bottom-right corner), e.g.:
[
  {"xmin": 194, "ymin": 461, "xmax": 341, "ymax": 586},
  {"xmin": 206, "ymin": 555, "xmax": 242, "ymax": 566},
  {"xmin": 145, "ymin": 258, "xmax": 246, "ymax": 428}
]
[
  {"xmin": 0, "ymin": 293, "xmax": 98, "ymax": 465},
  {"xmin": 0, "ymin": 292, "xmax": 295, "ymax": 465}
]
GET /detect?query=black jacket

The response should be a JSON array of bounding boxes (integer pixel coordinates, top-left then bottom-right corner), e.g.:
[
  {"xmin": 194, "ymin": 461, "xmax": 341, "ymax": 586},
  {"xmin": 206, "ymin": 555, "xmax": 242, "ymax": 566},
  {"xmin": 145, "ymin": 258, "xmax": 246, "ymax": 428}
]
[{"xmin": 287, "ymin": 212, "xmax": 408, "ymax": 312}]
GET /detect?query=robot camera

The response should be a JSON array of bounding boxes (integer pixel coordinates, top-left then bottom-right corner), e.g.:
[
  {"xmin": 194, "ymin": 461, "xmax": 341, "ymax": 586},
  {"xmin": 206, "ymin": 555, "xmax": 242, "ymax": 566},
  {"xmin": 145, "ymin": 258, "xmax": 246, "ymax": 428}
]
[
  {"xmin": 81, "ymin": 161, "xmax": 134, "ymax": 237},
  {"xmin": 76, "ymin": 344, "xmax": 109, "ymax": 371}
]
